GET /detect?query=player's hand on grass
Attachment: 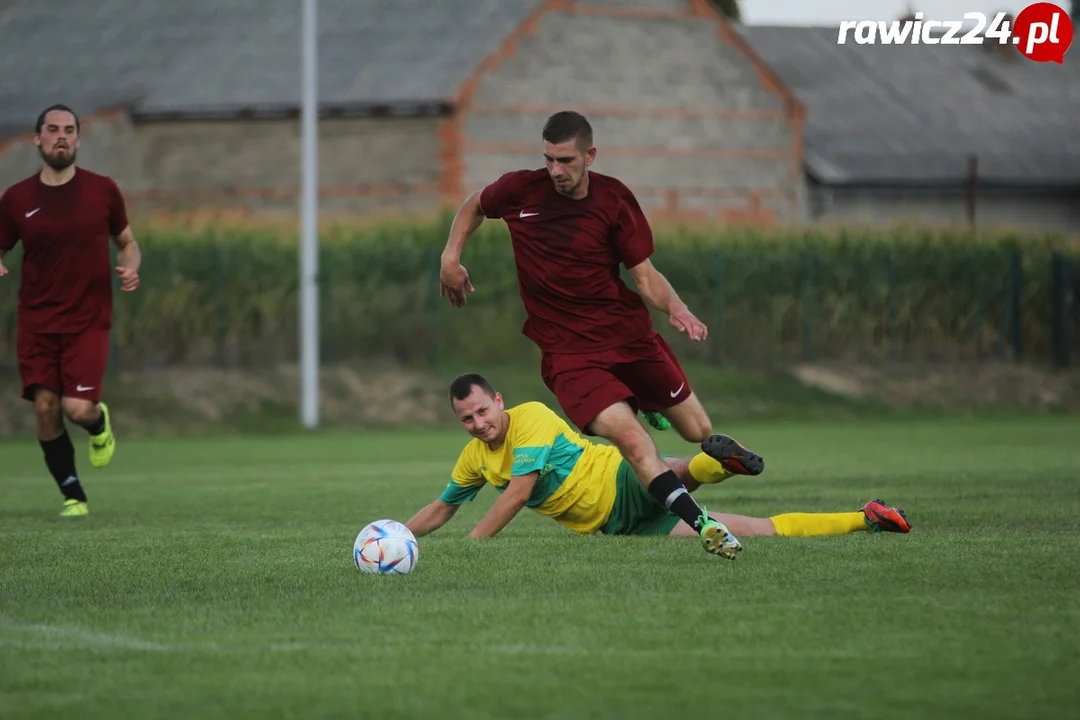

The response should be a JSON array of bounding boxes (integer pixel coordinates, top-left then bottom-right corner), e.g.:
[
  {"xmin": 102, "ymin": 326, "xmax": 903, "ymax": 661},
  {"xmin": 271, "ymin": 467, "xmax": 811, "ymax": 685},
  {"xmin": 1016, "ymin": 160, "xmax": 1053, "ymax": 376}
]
[
  {"xmin": 440, "ymin": 260, "xmax": 474, "ymax": 308},
  {"xmin": 669, "ymin": 303, "xmax": 707, "ymax": 341},
  {"xmin": 0, "ymin": 259, "xmax": 7, "ymax": 277},
  {"xmin": 116, "ymin": 266, "xmax": 139, "ymax": 291}
]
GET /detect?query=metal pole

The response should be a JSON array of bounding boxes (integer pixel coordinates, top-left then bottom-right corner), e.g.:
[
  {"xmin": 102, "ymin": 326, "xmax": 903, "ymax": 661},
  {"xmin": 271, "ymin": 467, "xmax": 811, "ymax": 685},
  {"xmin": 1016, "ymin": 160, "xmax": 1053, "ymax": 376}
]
[{"xmin": 300, "ymin": 0, "xmax": 320, "ymax": 428}]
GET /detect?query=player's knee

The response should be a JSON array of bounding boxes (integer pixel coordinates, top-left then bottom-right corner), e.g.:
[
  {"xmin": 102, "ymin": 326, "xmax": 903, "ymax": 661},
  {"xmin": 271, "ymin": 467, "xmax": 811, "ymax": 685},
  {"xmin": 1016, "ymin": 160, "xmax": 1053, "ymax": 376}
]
[
  {"xmin": 668, "ymin": 398, "xmax": 712, "ymax": 442},
  {"xmin": 610, "ymin": 428, "xmax": 655, "ymax": 468},
  {"xmin": 589, "ymin": 403, "xmax": 659, "ymax": 468},
  {"xmin": 33, "ymin": 390, "xmax": 61, "ymax": 420},
  {"xmin": 33, "ymin": 391, "xmax": 64, "ymax": 434},
  {"xmin": 677, "ymin": 415, "xmax": 712, "ymax": 443},
  {"xmin": 62, "ymin": 399, "xmax": 97, "ymax": 426}
]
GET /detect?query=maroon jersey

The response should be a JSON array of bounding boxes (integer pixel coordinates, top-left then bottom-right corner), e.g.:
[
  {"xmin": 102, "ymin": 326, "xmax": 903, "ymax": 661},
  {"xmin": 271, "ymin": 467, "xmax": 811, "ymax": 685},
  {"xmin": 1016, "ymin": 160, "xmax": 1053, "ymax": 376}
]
[
  {"xmin": 479, "ymin": 168, "xmax": 656, "ymax": 353},
  {"xmin": 0, "ymin": 168, "xmax": 128, "ymax": 333}
]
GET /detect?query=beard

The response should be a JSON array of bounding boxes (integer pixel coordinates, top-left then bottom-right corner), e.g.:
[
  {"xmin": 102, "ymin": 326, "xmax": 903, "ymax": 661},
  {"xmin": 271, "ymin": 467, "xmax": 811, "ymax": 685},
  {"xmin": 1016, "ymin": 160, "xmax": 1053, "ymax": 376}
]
[
  {"xmin": 553, "ymin": 177, "xmax": 580, "ymax": 196},
  {"xmin": 39, "ymin": 144, "xmax": 76, "ymax": 171}
]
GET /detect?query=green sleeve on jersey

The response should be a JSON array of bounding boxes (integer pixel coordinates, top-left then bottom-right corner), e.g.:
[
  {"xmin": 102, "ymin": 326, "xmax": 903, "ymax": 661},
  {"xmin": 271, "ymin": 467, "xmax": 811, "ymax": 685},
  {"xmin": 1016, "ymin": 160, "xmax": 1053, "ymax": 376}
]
[{"xmin": 439, "ymin": 479, "xmax": 483, "ymax": 506}]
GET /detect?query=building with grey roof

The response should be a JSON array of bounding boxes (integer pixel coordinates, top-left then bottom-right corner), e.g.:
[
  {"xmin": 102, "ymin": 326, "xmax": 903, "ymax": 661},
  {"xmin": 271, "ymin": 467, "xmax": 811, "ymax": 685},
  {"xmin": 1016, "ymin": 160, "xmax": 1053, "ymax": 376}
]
[
  {"xmin": 0, "ymin": 0, "xmax": 804, "ymax": 222},
  {"xmin": 738, "ymin": 21, "xmax": 1080, "ymax": 231},
  {"xmin": 1, "ymin": 0, "xmax": 1075, "ymax": 230}
]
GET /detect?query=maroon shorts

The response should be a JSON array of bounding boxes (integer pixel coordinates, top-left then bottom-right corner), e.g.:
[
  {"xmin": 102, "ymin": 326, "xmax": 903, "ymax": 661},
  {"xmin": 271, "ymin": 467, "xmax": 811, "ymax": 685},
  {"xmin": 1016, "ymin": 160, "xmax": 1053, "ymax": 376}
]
[
  {"xmin": 540, "ymin": 331, "xmax": 692, "ymax": 434},
  {"xmin": 17, "ymin": 325, "xmax": 110, "ymax": 403}
]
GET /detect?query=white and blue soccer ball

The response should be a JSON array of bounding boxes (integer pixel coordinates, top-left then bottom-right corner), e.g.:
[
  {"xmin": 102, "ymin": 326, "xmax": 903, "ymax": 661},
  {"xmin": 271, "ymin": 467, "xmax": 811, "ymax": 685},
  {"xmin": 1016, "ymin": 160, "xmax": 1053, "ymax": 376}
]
[{"xmin": 353, "ymin": 519, "xmax": 418, "ymax": 575}]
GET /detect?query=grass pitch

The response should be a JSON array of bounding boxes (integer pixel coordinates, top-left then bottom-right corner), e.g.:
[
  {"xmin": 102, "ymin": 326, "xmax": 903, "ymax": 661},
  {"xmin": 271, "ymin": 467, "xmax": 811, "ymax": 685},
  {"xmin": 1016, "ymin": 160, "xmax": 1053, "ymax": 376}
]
[{"xmin": 2, "ymin": 417, "xmax": 1079, "ymax": 719}]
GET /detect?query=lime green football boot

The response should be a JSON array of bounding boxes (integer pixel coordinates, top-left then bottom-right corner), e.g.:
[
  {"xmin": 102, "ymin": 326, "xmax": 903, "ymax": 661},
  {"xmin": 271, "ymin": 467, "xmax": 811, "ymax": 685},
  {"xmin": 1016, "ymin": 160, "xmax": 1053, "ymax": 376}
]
[
  {"xmin": 640, "ymin": 410, "xmax": 672, "ymax": 431},
  {"xmin": 697, "ymin": 507, "xmax": 742, "ymax": 560},
  {"xmin": 89, "ymin": 402, "xmax": 115, "ymax": 469},
  {"xmin": 60, "ymin": 498, "xmax": 88, "ymax": 518}
]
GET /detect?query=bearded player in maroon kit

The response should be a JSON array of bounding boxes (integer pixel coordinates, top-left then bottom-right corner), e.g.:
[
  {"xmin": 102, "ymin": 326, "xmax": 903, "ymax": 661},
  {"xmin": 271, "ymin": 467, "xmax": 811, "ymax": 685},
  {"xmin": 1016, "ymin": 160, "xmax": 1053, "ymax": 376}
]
[
  {"xmin": 439, "ymin": 111, "xmax": 764, "ymax": 559},
  {"xmin": 0, "ymin": 105, "xmax": 141, "ymax": 518}
]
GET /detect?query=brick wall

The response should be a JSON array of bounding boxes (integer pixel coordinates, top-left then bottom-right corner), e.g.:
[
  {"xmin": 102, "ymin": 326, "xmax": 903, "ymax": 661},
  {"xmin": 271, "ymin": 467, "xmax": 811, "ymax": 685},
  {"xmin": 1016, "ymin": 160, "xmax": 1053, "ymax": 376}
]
[
  {"xmin": 456, "ymin": 1, "xmax": 807, "ymax": 224},
  {"xmin": 0, "ymin": 110, "xmax": 138, "ymax": 190},
  {"xmin": 0, "ymin": 114, "xmax": 443, "ymax": 216}
]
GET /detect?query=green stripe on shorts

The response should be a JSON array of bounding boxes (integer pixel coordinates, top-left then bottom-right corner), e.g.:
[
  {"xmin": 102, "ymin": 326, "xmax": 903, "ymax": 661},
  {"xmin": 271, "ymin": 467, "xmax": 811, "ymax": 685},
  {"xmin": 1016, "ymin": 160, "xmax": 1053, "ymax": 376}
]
[{"xmin": 600, "ymin": 459, "xmax": 681, "ymax": 536}]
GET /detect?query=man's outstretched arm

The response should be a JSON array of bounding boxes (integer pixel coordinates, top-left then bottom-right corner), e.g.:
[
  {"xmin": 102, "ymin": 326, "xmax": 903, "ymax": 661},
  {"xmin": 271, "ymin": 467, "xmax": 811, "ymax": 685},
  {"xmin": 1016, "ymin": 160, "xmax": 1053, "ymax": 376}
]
[
  {"xmin": 441, "ymin": 191, "xmax": 486, "ymax": 265},
  {"xmin": 468, "ymin": 472, "xmax": 538, "ymax": 539},
  {"xmin": 628, "ymin": 259, "xmax": 708, "ymax": 342},
  {"xmin": 0, "ymin": 190, "xmax": 18, "ymax": 276},
  {"xmin": 407, "ymin": 500, "xmax": 460, "ymax": 538},
  {"xmin": 439, "ymin": 192, "xmax": 485, "ymax": 307}
]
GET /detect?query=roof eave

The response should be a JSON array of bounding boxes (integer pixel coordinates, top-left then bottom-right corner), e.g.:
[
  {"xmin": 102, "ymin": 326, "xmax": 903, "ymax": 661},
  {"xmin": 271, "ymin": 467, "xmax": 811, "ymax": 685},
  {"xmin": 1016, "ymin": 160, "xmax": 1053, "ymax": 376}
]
[
  {"xmin": 131, "ymin": 100, "xmax": 456, "ymax": 122},
  {"xmin": 809, "ymin": 176, "xmax": 1080, "ymax": 192}
]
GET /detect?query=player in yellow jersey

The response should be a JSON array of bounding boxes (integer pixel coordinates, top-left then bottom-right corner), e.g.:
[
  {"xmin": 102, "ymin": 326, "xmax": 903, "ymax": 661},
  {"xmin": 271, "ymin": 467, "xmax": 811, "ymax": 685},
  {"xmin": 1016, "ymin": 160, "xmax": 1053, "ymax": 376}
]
[{"xmin": 405, "ymin": 374, "xmax": 911, "ymax": 558}]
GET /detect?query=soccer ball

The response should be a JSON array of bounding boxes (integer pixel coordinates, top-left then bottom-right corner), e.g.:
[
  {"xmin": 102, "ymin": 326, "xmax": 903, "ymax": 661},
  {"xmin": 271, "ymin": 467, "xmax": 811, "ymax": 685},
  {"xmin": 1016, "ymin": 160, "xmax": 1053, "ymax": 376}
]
[{"xmin": 353, "ymin": 519, "xmax": 418, "ymax": 575}]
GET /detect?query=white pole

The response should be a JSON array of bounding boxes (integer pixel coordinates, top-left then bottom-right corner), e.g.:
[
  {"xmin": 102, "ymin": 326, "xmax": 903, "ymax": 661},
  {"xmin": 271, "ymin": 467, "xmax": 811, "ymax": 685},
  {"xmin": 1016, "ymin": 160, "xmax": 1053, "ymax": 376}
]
[{"xmin": 299, "ymin": 0, "xmax": 320, "ymax": 428}]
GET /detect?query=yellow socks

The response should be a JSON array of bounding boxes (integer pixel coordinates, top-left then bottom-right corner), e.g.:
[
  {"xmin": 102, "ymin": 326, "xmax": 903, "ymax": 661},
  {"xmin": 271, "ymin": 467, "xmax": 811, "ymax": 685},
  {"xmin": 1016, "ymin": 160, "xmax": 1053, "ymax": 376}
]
[
  {"xmin": 769, "ymin": 512, "xmax": 867, "ymax": 537},
  {"xmin": 688, "ymin": 452, "xmax": 734, "ymax": 484}
]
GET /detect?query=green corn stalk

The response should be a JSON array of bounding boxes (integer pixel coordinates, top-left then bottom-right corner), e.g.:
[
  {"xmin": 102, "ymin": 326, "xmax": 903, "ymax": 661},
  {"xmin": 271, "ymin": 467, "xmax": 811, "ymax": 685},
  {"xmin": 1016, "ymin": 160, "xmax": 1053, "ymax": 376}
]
[{"xmin": 0, "ymin": 219, "xmax": 1073, "ymax": 368}]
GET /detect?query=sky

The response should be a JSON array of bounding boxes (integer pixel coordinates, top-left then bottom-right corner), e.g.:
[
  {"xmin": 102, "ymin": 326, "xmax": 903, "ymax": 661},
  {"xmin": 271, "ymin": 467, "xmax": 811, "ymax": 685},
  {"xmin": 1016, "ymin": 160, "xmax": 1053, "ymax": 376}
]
[{"xmin": 739, "ymin": 0, "xmax": 1032, "ymax": 26}]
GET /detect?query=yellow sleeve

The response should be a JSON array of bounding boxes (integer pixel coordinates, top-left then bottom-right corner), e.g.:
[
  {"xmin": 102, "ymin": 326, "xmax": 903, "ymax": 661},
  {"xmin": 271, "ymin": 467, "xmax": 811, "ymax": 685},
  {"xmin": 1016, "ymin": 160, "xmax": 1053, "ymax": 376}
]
[{"xmin": 438, "ymin": 444, "xmax": 485, "ymax": 506}]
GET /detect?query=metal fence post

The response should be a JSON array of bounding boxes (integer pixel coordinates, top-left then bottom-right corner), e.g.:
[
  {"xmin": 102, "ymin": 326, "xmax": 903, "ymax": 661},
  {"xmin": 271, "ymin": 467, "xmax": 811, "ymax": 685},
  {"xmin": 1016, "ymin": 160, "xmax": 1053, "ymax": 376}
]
[
  {"xmin": 1009, "ymin": 250, "xmax": 1022, "ymax": 362},
  {"xmin": 214, "ymin": 236, "xmax": 228, "ymax": 367},
  {"xmin": 713, "ymin": 248, "xmax": 724, "ymax": 363},
  {"xmin": 1051, "ymin": 252, "xmax": 1070, "ymax": 368},
  {"xmin": 802, "ymin": 247, "xmax": 816, "ymax": 362}
]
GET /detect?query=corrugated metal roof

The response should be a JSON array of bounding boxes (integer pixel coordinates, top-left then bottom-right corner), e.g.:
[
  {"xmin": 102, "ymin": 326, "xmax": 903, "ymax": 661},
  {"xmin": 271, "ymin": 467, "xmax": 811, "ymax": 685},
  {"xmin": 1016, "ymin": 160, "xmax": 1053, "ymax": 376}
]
[
  {"xmin": 738, "ymin": 24, "xmax": 1080, "ymax": 185},
  {"xmin": 0, "ymin": 0, "xmax": 540, "ymax": 133}
]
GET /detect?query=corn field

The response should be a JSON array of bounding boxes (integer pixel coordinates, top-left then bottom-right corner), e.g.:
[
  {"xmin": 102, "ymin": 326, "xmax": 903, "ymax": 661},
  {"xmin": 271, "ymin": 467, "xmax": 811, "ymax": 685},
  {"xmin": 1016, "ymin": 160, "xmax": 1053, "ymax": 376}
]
[{"xmin": 1, "ymin": 217, "xmax": 1077, "ymax": 371}]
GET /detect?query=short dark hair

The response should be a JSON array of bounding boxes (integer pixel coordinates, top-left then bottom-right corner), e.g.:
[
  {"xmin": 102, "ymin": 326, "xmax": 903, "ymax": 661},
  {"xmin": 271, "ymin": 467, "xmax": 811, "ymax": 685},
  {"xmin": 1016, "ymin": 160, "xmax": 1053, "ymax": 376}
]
[
  {"xmin": 448, "ymin": 373, "xmax": 496, "ymax": 406},
  {"xmin": 36, "ymin": 104, "xmax": 80, "ymax": 135},
  {"xmin": 542, "ymin": 111, "xmax": 593, "ymax": 151}
]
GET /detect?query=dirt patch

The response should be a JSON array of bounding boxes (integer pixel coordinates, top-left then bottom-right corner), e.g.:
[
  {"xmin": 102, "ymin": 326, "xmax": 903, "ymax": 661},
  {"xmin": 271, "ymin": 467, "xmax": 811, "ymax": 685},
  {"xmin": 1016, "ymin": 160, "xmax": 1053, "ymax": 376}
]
[
  {"xmin": 790, "ymin": 366, "xmax": 867, "ymax": 399},
  {"xmin": 0, "ymin": 363, "xmax": 448, "ymax": 438},
  {"xmin": 790, "ymin": 361, "xmax": 1080, "ymax": 413},
  {"xmin": 2, "ymin": 361, "xmax": 1077, "ymax": 438},
  {"xmin": 124, "ymin": 363, "xmax": 445, "ymax": 427}
]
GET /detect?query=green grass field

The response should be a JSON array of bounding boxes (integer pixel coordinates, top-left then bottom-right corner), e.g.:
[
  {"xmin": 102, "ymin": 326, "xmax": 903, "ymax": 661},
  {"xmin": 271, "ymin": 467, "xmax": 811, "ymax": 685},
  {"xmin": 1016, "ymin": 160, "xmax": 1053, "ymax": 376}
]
[{"xmin": 2, "ymin": 417, "xmax": 1079, "ymax": 719}]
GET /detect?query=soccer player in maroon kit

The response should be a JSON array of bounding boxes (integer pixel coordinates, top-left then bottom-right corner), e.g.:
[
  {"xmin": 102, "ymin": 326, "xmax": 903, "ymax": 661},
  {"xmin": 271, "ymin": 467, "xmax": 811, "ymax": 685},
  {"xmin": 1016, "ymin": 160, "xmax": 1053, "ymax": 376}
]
[
  {"xmin": 0, "ymin": 105, "xmax": 141, "ymax": 517},
  {"xmin": 439, "ymin": 111, "xmax": 764, "ymax": 558}
]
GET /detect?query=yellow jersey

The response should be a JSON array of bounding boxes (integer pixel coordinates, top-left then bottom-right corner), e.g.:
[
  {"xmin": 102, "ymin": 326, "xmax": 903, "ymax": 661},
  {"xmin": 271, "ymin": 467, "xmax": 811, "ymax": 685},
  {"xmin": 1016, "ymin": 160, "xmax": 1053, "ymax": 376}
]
[{"xmin": 439, "ymin": 401, "xmax": 623, "ymax": 534}]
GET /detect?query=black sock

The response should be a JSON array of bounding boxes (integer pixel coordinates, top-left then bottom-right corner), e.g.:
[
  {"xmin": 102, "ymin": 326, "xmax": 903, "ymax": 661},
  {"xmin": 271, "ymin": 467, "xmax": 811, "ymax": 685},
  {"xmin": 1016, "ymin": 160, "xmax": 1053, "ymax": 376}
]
[
  {"xmin": 646, "ymin": 469, "xmax": 706, "ymax": 532},
  {"xmin": 84, "ymin": 407, "xmax": 106, "ymax": 436},
  {"xmin": 40, "ymin": 432, "xmax": 86, "ymax": 502}
]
